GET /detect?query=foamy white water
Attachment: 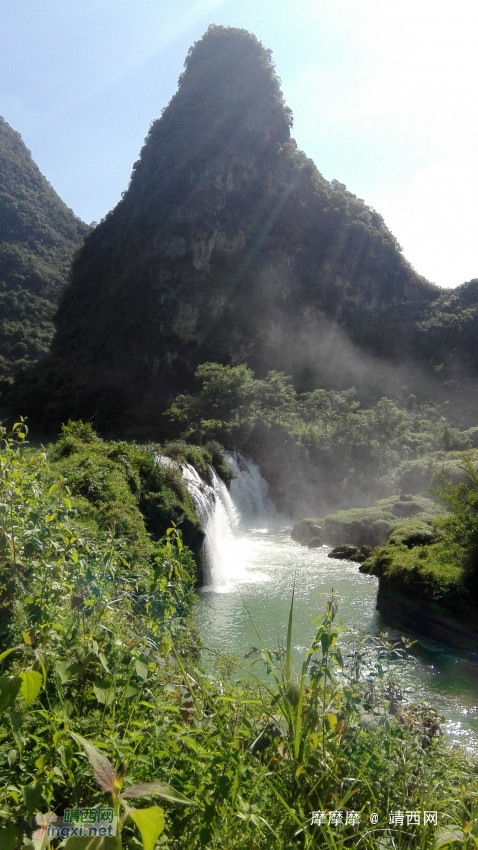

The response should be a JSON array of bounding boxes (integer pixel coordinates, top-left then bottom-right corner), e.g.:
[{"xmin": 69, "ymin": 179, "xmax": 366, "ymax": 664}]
[
  {"xmin": 226, "ymin": 452, "xmax": 275, "ymax": 523},
  {"xmin": 157, "ymin": 453, "xmax": 274, "ymax": 589}
]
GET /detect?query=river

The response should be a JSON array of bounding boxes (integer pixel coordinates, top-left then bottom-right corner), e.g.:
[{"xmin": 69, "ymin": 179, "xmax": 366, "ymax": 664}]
[{"xmin": 182, "ymin": 453, "xmax": 478, "ymax": 750}]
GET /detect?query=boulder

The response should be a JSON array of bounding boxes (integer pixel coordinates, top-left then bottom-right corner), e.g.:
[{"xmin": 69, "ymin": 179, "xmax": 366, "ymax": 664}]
[
  {"xmin": 291, "ymin": 519, "xmax": 323, "ymax": 546},
  {"xmin": 328, "ymin": 544, "xmax": 360, "ymax": 560},
  {"xmin": 307, "ymin": 537, "xmax": 323, "ymax": 548}
]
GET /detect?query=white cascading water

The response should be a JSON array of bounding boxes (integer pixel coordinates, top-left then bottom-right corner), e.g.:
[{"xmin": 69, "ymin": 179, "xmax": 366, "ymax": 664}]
[
  {"xmin": 157, "ymin": 452, "xmax": 275, "ymax": 589},
  {"xmin": 226, "ymin": 452, "xmax": 274, "ymax": 523}
]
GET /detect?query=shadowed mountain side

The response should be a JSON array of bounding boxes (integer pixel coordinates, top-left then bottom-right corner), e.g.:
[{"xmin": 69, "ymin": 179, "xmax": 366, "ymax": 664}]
[
  {"xmin": 10, "ymin": 26, "xmax": 478, "ymax": 435},
  {"xmin": 0, "ymin": 117, "xmax": 87, "ymax": 381}
]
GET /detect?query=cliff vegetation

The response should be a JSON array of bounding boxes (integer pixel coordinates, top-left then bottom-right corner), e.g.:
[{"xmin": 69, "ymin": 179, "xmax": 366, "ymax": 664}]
[{"xmin": 0, "ymin": 118, "xmax": 86, "ymax": 383}]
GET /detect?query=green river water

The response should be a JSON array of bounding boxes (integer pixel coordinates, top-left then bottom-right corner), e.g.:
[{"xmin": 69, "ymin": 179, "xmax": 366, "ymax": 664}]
[{"xmin": 196, "ymin": 525, "xmax": 478, "ymax": 750}]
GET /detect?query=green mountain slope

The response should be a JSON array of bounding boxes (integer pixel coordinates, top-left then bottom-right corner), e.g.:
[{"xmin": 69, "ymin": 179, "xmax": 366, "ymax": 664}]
[{"xmin": 0, "ymin": 116, "xmax": 87, "ymax": 381}]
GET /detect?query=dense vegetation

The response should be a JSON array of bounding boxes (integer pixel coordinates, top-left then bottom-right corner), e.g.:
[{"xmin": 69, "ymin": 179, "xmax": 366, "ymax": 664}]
[
  {"xmin": 0, "ymin": 117, "xmax": 86, "ymax": 384},
  {"xmin": 166, "ymin": 361, "xmax": 477, "ymax": 516},
  {"xmin": 3, "ymin": 422, "xmax": 478, "ymax": 849}
]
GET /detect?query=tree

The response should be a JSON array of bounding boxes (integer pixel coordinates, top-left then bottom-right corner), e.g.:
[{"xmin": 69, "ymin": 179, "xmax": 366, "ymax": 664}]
[
  {"xmin": 254, "ymin": 371, "xmax": 297, "ymax": 426},
  {"xmin": 432, "ymin": 456, "xmax": 478, "ymax": 586}
]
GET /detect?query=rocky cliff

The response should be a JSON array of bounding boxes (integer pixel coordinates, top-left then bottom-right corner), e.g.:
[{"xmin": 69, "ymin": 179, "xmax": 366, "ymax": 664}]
[{"xmin": 16, "ymin": 25, "xmax": 477, "ymax": 433}]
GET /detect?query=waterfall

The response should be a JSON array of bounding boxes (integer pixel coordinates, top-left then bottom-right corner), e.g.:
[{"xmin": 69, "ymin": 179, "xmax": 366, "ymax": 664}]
[
  {"xmin": 226, "ymin": 452, "xmax": 275, "ymax": 524},
  {"xmin": 157, "ymin": 452, "xmax": 275, "ymax": 588}
]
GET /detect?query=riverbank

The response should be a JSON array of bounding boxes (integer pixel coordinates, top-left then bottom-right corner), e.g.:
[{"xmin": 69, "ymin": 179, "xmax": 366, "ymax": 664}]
[{"xmin": 359, "ymin": 523, "xmax": 478, "ymax": 650}]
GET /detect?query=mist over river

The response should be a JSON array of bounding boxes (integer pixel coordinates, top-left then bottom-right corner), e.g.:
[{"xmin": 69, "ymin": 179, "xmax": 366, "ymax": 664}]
[{"xmin": 189, "ymin": 455, "xmax": 478, "ymax": 750}]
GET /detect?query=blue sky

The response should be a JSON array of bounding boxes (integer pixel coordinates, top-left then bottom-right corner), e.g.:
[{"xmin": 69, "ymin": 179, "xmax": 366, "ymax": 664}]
[{"xmin": 1, "ymin": 0, "xmax": 477, "ymax": 288}]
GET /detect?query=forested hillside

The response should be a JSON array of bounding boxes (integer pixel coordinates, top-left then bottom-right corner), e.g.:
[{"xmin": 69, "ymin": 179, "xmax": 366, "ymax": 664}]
[{"xmin": 0, "ymin": 117, "xmax": 86, "ymax": 382}]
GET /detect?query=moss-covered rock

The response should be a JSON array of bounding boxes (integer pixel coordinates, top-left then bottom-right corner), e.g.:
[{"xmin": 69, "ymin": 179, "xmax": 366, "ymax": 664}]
[
  {"xmin": 387, "ymin": 518, "xmax": 437, "ymax": 548},
  {"xmin": 291, "ymin": 518, "xmax": 323, "ymax": 545},
  {"xmin": 319, "ymin": 493, "xmax": 439, "ymax": 548},
  {"xmin": 360, "ymin": 541, "xmax": 477, "ymax": 648},
  {"xmin": 328, "ymin": 544, "xmax": 360, "ymax": 560},
  {"xmin": 357, "ymin": 512, "xmax": 478, "ymax": 647},
  {"xmin": 306, "ymin": 536, "xmax": 323, "ymax": 549}
]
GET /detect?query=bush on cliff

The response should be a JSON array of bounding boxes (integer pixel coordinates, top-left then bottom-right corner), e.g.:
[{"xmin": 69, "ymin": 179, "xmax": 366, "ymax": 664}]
[{"xmin": 431, "ymin": 455, "xmax": 478, "ymax": 589}]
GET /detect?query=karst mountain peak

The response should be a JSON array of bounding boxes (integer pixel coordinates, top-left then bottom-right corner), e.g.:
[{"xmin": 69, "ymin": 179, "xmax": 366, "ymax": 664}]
[{"xmin": 10, "ymin": 24, "xmax": 478, "ymax": 433}]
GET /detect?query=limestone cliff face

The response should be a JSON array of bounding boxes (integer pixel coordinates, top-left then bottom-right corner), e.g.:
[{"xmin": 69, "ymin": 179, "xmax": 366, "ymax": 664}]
[{"xmin": 35, "ymin": 25, "xmax": 444, "ymax": 429}]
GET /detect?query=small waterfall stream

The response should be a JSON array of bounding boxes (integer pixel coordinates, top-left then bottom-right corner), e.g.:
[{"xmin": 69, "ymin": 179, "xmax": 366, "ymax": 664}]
[
  {"xmin": 157, "ymin": 451, "xmax": 274, "ymax": 587},
  {"xmin": 182, "ymin": 452, "xmax": 275, "ymax": 588}
]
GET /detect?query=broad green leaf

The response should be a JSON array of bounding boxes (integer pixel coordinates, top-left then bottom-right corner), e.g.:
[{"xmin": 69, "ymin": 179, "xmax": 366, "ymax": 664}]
[
  {"xmin": 127, "ymin": 806, "xmax": 165, "ymax": 850},
  {"xmin": 98, "ymin": 652, "xmax": 109, "ymax": 672},
  {"xmin": 0, "ymin": 676, "xmax": 22, "ymax": 713},
  {"xmin": 125, "ymin": 683, "xmax": 139, "ymax": 700},
  {"xmin": 0, "ymin": 647, "xmax": 17, "ymax": 664},
  {"xmin": 20, "ymin": 670, "xmax": 43, "ymax": 708},
  {"xmin": 326, "ymin": 712, "xmax": 338, "ymax": 732},
  {"xmin": 93, "ymin": 677, "xmax": 115, "ymax": 705},
  {"xmin": 9, "ymin": 710, "xmax": 23, "ymax": 732},
  {"xmin": 134, "ymin": 657, "xmax": 149, "ymax": 680},
  {"xmin": 434, "ymin": 826, "xmax": 465, "ymax": 847},
  {"xmin": 24, "ymin": 782, "xmax": 43, "ymax": 815},
  {"xmin": 121, "ymin": 781, "xmax": 194, "ymax": 805},
  {"xmin": 70, "ymin": 733, "xmax": 117, "ymax": 793},
  {"xmin": 0, "ymin": 825, "xmax": 21, "ymax": 850}
]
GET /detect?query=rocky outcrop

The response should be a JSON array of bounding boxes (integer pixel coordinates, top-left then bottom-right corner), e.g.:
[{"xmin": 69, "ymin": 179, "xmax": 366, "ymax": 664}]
[
  {"xmin": 318, "ymin": 495, "xmax": 439, "ymax": 548},
  {"xmin": 307, "ymin": 537, "xmax": 323, "ymax": 549},
  {"xmin": 375, "ymin": 583, "xmax": 478, "ymax": 651},
  {"xmin": 328, "ymin": 544, "xmax": 361, "ymax": 560},
  {"xmin": 291, "ymin": 519, "xmax": 323, "ymax": 546}
]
